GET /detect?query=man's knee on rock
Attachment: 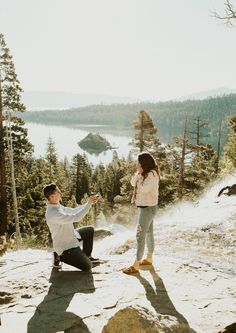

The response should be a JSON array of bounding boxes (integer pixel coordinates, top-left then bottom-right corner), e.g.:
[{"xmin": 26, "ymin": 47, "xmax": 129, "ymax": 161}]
[{"xmin": 82, "ymin": 261, "xmax": 92, "ymax": 272}]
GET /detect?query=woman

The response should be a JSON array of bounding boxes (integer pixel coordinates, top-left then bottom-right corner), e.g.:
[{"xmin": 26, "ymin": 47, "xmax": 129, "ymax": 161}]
[{"xmin": 123, "ymin": 152, "xmax": 160, "ymax": 274}]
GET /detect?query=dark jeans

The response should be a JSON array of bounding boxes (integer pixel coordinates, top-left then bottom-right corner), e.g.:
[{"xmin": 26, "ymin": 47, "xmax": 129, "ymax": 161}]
[{"xmin": 60, "ymin": 226, "xmax": 94, "ymax": 271}]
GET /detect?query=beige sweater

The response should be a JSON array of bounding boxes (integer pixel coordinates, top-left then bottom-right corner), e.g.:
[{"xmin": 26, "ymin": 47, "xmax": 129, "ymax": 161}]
[{"xmin": 131, "ymin": 170, "xmax": 159, "ymax": 206}]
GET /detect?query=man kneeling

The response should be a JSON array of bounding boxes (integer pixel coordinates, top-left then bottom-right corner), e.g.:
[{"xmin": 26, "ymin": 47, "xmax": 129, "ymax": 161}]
[{"xmin": 43, "ymin": 183, "xmax": 99, "ymax": 271}]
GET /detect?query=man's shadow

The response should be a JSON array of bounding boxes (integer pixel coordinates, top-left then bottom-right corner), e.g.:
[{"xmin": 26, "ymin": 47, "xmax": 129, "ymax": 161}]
[
  {"xmin": 27, "ymin": 268, "xmax": 95, "ymax": 333},
  {"xmin": 135, "ymin": 265, "xmax": 197, "ymax": 333}
]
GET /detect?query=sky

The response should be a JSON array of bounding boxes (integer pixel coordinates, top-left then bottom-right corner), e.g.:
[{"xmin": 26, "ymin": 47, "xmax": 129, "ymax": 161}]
[{"xmin": 0, "ymin": 0, "xmax": 236, "ymax": 101}]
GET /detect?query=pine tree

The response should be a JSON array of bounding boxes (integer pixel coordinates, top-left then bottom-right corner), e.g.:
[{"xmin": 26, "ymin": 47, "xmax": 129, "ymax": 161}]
[
  {"xmin": 176, "ymin": 118, "xmax": 189, "ymax": 199},
  {"xmin": 169, "ymin": 117, "xmax": 217, "ymax": 200},
  {"xmin": 216, "ymin": 120, "xmax": 223, "ymax": 174},
  {"xmin": 18, "ymin": 157, "xmax": 49, "ymax": 244},
  {"xmin": 219, "ymin": 117, "xmax": 236, "ymax": 174},
  {"xmin": 45, "ymin": 136, "xmax": 58, "ymax": 183},
  {"xmin": 187, "ymin": 144, "xmax": 217, "ymax": 194},
  {"xmin": 189, "ymin": 116, "xmax": 209, "ymax": 147},
  {"xmin": 169, "ymin": 118, "xmax": 195, "ymax": 199},
  {"xmin": 0, "ymin": 33, "xmax": 32, "ymax": 237},
  {"xmin": 132, "ymin": 109, "xmax": 169, "ymax": 169},
  {"xmin": 132, "ymin": 110, "xmax": 160, "ymax": 153},
  {"xmin": 91, "ymin": 163, "xmax": 106, "ymax": 197},
  {"xmin": 187, "ymin": 116, "xmax": 217, "ymax": 194},
  {"xmin": 71, "ymin": 153, "xmax": 91, "ymax": 204},
  {"xmin": 0, "ymin": 64, "xmax": 7, "ymax": 235},
  {"xmin": 104, "ymin": 151, "xmax": 126, "ymax": 203}
]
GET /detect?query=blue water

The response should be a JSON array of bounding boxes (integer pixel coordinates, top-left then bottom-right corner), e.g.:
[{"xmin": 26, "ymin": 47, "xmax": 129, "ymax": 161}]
[{"xmin": 25, "ymin": 122, "xmax": 133, "ymax": 165}]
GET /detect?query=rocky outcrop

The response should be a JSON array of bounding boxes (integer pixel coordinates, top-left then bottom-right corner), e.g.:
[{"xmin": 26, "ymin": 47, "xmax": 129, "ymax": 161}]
[
  {"xmin": 102, "ymin": 305, "xmax": 195, "ymax": 333},
  {"xmin": 1, "ymin": 180, "xmax": 236, "ymax": 333},
  {"xmin": 94, "ymin": 228, "xmax": 113, "ymax": 239},
  {"xmin": 0, "ymin": 249, "xmax": 197, "ymax": 333}
]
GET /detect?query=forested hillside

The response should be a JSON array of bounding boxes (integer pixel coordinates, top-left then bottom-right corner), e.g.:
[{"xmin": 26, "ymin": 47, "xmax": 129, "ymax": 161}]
[{"xmin": 20, "ymin": 94, "xmax": 236, "ymax": 151}]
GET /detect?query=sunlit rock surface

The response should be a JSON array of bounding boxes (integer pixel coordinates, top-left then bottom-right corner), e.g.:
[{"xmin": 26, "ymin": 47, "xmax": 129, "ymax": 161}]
[{"xmin": 0, "ymin": 175, "xmax": 236, "ymax": 333}]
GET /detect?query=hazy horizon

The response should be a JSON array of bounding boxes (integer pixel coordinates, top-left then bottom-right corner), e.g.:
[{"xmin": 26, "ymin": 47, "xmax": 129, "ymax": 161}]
[
  {"xmin": 20, "ymin": 86, "xmax": 236, "ymax": 110},
  {"xmin": 1, "ymin": 0, "xmax": 236, "ymax": 101}
]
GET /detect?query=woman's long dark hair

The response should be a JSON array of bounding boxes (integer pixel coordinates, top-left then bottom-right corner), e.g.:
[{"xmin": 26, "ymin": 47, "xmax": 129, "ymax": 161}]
[{"xmin": 138, "ymin": 152, "xmax": 160, "ymax": 180}]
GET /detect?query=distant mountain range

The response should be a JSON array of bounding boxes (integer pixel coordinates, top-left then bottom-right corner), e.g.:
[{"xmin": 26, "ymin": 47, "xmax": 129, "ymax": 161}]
[
  {"xmin": 22, "ymin": 91, "xmax": 139, "ymax": 110},
  {"xmin": 175, "ymin": 87, "xmax": 236, "ymax": 101},
  {"xmin": 22, "ymin": 87, "xmax": 236, "ymax": 110}
]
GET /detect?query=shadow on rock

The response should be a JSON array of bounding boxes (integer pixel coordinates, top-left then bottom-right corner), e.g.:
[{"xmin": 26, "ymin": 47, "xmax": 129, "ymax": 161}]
[
  {"xmin": 27, "ymin": 268, "xmax": 95, "ymax": 333},
  {"xmin": 135, "ymin": 265, "xmax": 197, "ymax": 333},
  {"xmin": 218, "ymin": 323, "xmax": 236, "ymax": 333}
]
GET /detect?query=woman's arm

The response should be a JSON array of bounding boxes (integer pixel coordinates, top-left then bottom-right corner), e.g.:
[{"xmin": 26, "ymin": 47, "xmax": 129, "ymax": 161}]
[{"xmin": 131, "ymin": 173, "xmax": 140, "ymax": 187}]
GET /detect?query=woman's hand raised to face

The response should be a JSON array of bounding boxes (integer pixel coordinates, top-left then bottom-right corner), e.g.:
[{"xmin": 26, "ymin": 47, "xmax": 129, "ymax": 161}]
[
  {"xmin": 136, "ymin": 161, "xmax": 143, "ymax": 174},
  {"xmin": 88, "ymin": 194, "xmax": 99, "ymax": 205}
]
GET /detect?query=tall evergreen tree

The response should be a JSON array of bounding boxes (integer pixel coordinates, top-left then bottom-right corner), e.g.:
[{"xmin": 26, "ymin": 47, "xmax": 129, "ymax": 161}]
[
  {"xmin": 176, "ymin": 118, "xmax": 189, "ymax": 199},
  {"xmin": 45, "ymin": 136, "xmax": 58, "ymax": 183},
  {"xmin": 92, "ymin": 163, "xmax": 107, "ymax": 198},
  {"xmin": 0, "ymin": 33, "xmax": 32, "ymax": 236},
  {"xmin": 105, "ymin": 151, "xmax": 125, "ymax": 203},
  {"xmin": 71, "ymin": 153, "xmax": 91, "ymax": 204},
  {"xmin": 132, "ymin": 109, "xmax": 168, "ymax": 167},
  {"xmin": 132, "ymin": 110, "xmax": 160, "ymax": 153},
  {"xmin": 0, "ymin": 61, "xmax": 7, "ymax": 235},
  {"xmin": 187, "ymin": 116, "xmax": 217, "ymax": 193},
  {"xmin": 170, "ymin": 117, "xmax": 217, "ymax": 200},
  {"xmin": 187, "ymin": 144, "xmax": 217, "ymax": 194},
  {"xmin": 216, "ymin": 119, "xmax": 223, "ymax": 174},
  {"xmin": 219, "ymin": 117, "xmax": 236, "ymax": 174},
  {"xmin": 189, "ymin": 116, "xmax": 209, "ymax": 149},
  {"xmin": 18, "ymin": 157, "xmax": 48, "ymax": 238}
]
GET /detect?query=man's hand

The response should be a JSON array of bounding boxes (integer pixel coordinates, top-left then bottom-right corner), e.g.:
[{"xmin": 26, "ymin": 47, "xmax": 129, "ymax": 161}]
[{"xmin": 88, "ymin": 194, "xmax": 99, "ymax": 205}]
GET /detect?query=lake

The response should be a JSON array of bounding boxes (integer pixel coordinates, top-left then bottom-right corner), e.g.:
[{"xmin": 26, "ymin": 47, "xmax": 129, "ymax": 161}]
[{"xmin": 25, "ymin": 122, "xmax": 133, "ymax": 165}]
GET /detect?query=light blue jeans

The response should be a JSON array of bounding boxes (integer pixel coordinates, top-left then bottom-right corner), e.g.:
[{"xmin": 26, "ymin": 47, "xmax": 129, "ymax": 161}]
[{"xmin": 136, "ymin": 205, "xmax": 158, "ymax": 261}]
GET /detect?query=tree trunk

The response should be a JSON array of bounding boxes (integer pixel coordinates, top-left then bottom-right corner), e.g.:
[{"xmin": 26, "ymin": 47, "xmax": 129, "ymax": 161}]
[
  {"xmin": 0, "ymin": 75, "xmax": 8, "ymax": 236},
  {"xmin": 76, "ymin": 155, "xmax": 80, "ymax": 203},
  {"xmin": 178, "ymin": 118, "xmax": 188, "ymax": 199},
  {"xmin": 6, "ymin": 110, "xmax": 21, "ymax": 245},
  {"xmin": 216, "ymin": 120, "xmax": 222, "ymax": 174},
  {"xmin": 139, "ymin": 112, "xmax": 144, "ymax": 152}
]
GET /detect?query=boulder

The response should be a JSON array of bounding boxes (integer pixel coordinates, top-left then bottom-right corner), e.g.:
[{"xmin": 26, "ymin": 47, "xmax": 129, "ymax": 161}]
[
  {"xmin": 102, "ymin": 305, "xmax": 193, "ymax": 333},
  {"xmin": 94, "ymin": 228, "xmax": 113, "ymax": 239}
]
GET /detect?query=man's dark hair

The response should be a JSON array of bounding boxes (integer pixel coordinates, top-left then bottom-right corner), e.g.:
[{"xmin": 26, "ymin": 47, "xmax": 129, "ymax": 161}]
[{"xmin": 43, "ymin": 183, "xmax": 57, "ymax": 199}]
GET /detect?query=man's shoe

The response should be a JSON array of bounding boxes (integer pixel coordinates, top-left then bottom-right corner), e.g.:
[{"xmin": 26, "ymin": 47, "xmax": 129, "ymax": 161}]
[
  {"xmin": 53, "ymin": 252, "xmax": 62, "ymax": 268},
  {"xmin": 89, "ymin": 256, "xmax": 100, "ymax": 264}
]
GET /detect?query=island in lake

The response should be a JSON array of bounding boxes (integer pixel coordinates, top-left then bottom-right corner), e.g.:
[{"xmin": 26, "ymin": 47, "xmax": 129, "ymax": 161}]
[{"xmin": 78, "ymin": 132, "xmax": 115, "ymax": 155}]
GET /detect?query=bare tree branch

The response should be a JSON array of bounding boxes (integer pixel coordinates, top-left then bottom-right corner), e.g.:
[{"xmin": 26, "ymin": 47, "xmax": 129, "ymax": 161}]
[{"xmin": 212, "ymin": 0, "xmax": 236, "ymax": 26}]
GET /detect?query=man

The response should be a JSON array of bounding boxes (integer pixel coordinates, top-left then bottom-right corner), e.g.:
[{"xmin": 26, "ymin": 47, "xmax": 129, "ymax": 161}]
[{"xmin": 43, "ymin": 183, "xmax": 99, "ymax": 271}]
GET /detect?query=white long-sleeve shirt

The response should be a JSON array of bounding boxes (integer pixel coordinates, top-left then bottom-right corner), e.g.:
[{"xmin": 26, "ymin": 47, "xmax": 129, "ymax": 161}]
[
  {"xmin": 131, "ymin": 170, "xmax": 159, "ymax": 206},
  {"xmin": 45, "ymin": 202, "xmax": 91, "ymax": 255}
]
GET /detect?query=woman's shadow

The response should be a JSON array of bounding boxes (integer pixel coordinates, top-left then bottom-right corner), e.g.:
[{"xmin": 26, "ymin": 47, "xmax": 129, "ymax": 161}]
[
  {"xmin": 135, "ymin": 265, "xmax": 197, "ymax": 333},
  {"xmin": 27, "ymin": 268, "xmax": 95, "ymax": 333}
]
